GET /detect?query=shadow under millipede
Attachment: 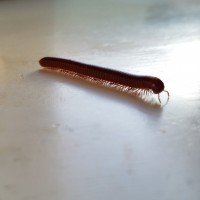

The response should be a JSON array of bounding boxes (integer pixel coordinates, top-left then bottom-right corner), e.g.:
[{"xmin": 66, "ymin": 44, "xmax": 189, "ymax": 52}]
[{"xmin": 38, "ymin": 68, "xmax": 163, "ymax": 116}]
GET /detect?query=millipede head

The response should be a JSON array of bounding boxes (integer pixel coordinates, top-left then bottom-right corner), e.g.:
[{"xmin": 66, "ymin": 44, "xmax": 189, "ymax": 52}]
[
  {"xmin": 150, "ymin": 78, "xmax": 169, "ymax": 104},
  {"xmin": 151, "ymin": 78, "xmax": 165, "ymax": 94}
]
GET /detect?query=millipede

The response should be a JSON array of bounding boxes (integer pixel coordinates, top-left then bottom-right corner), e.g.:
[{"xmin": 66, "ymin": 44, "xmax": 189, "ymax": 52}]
[{"xmin": 39, "ymin": 57, "xmax": 169, "ymax": 103}]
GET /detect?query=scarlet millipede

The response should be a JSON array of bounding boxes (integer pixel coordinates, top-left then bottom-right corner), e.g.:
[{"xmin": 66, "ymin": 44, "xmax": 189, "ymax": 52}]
[{"xmin": 39, "ymin": 57, "xmax": 169, "ymax": 103}]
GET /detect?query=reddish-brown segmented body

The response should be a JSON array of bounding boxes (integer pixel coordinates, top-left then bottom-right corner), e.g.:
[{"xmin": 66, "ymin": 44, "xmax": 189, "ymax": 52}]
[{"xmin": 39, "ymin": 57, "xmax": 169, "ymax": 102}]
